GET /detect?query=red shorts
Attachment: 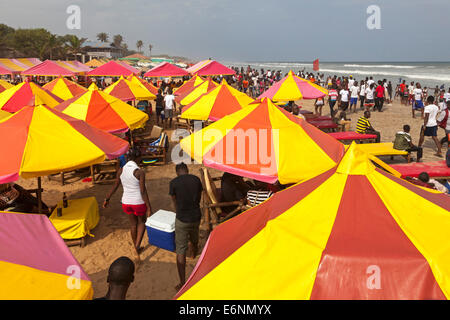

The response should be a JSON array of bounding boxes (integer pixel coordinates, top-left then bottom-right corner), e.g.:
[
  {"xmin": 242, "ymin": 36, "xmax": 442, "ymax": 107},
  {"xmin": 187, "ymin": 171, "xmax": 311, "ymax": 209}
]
[{"xmin": 122, "ymin": 203, "xmax": 147, "ymax": 216}]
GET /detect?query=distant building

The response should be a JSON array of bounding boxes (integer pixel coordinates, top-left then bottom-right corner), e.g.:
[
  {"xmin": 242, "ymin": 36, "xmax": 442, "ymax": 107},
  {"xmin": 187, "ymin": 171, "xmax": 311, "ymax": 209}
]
[{"xmin": 83, "ymin": 41, "xmax": 123, "ymax": 61}]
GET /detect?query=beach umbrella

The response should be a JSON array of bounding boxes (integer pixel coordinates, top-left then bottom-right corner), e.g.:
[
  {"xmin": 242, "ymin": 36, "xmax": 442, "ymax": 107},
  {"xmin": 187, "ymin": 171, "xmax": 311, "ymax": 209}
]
[
  {"xmin": 144, "ymin": 61, "xmax": 189, "ymax": 77},
  {"xmin": 104, "ymin": 76, "xmax": 156, "ymax": 102},
  {"xmin": 127, "ymin": 75, "xmax": 158, "ymax": 95},
  {"xmin": 259, "ymin": 70, "xmax": 328, "ymax": 101},
  {"xmin": 0, "ymin": 212, "xmax": 93, "ymax": 299},
  {"xmin": 180, "ymin": 98, "xmax": 344, "ymax": 184},
  {"xmin": 0, "ymin": 79, "xmax": 13, "ymax": 93},
  {"xmin": 87, "ymin": 60, "xmax": 140, "ymax": 77},
  {"xmin": 0, "ymin": 104, "xmax": 128, "ymax": 183},
  {"xmin": 43, "ymin": 76, "xmax": 87, "ymax": 100},
  {"xmin": 0, "ymin": 81, "xmax": 63, "ymax": 113},
  {"xmin": 0, "ymin": 110, "xmax": 11, "ymax": 120},
  {"xmin": 84, "ymin": 59, "xmax": 107, "ymax": 68},
  {"xmin": 54, "ymin": 85, "xmax": 148, "ymax": 133},
  {"xmin": 21, "ymin": 60, "xmax": 77, "ymax": 77},
  {"xmin": 0, "ymin": 65, "xmax": 12, "ymax": 75},
  {"xmin": 187, "ymin": 60, "xmax": 236, "ymax": 76},
  {"xmin": 174, "ymin": 75, "xmax": 205, "ymax": 103},
  {"xmin": 175, "ymin": 143, "xmax": 450, "ymax": 300},
  {"xmin": 180, "ymin": 79, "xmax": 254, "ymax": 121},
  {"xmin": 180, "ymin": 78, "xmax": 218, "ymax": 105}
]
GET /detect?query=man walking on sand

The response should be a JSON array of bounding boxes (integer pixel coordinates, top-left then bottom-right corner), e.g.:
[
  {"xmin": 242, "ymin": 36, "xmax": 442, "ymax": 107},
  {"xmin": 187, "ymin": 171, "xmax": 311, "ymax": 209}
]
[
  {"xmin": 419, "ymin": 96, "xmax": 442, "ymax": 157},
  {"xmin": 170, "ymin": 163, "xmax": 203, "ymax": 291}
]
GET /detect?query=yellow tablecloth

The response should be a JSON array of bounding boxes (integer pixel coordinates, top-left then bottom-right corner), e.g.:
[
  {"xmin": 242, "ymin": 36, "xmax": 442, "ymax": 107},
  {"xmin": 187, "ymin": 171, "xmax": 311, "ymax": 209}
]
[
  {"xmin": 49, "ymin": 197, "xmax": 99, "ymax": 240},
  {"xmin": 348, "ymin": 143, "xmax": 408, "ymax": 156}
]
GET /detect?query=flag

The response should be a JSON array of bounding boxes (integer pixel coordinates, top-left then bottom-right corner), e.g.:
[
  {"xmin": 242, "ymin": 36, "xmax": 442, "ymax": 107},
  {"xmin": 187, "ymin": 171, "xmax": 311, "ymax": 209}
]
[{"xmin": 313, "ymin": 59, "xmax": 319, "ymax": 71}]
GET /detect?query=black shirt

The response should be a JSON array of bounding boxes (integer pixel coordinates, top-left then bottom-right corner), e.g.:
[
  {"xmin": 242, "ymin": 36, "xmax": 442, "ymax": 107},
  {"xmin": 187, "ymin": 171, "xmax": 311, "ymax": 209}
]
[
  {"xmin": 169, "ymin": 174, "xmax": 203, "ymax": 223},
  {"xmin": 155, "ymin": 94, "xmax": 164, "ymax": 108}
]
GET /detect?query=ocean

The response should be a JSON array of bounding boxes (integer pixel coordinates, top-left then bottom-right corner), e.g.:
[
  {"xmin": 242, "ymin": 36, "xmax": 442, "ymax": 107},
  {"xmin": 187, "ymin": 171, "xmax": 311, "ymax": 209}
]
[{"xmin": 225, "ymin": 61, "xmax": 450, "ymax": 89}]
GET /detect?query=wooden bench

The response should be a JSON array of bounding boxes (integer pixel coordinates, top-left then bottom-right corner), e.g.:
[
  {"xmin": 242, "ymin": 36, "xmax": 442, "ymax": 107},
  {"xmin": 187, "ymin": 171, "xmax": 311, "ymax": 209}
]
[
  {"xmin": 90, "ymin": 159, "xmax": 119, "ymax": 185},
  {"xmin": 328, "ymin": 131, "xmax": 378, "ymax": 144},
  {"xmin": 355, "ymin": 143, "xmax": 411, "ymax": 163}
]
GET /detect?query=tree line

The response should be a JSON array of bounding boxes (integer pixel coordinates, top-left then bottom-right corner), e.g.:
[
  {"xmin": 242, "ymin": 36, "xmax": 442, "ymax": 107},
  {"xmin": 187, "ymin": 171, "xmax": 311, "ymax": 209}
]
[{"xmin": 0, "ymin": 24, "xmax": 152, "ymax": 60}]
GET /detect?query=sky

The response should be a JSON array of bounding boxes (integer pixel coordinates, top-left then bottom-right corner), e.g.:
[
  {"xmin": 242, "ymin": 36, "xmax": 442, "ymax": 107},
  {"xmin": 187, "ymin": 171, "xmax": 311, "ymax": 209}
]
[{"xmin": 1, "ymin": 0, "xmax": 449, "ymax": 62}]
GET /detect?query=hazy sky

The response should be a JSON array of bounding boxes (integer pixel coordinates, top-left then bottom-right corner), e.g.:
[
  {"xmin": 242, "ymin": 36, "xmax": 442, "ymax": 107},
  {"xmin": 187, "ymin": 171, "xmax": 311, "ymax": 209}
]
[{"xmin": 1, "ymin": 0, "xmax": 449, "ymax": 62}]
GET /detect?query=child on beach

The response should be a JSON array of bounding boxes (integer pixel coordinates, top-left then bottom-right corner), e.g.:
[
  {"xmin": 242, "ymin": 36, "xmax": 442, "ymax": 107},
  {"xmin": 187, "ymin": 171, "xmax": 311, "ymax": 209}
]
[{"xmin": 314, "ymin": 97, "xmax": 324, "ymax": 115}]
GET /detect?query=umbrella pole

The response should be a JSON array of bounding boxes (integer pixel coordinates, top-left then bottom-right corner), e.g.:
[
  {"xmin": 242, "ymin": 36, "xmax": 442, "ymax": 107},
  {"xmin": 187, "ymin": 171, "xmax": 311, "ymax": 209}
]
[{"xmin": 37, "ymin": 177, "xmax": 42, "ymax": 214}]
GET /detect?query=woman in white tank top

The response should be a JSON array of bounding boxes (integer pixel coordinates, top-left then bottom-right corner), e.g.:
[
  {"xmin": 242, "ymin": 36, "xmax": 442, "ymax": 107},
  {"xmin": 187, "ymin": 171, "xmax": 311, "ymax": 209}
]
[{"xmin": 103, "ymin": 148, "xmax": 153, "ymax": 256}]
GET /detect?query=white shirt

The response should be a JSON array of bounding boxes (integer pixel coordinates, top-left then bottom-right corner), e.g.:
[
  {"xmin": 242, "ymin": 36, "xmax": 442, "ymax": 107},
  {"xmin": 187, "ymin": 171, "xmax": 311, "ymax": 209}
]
[
  {"xmin": 367, "ymin": 80, "xmax": 374, "ymax": 86},
  {"xmin": 429, "ymin": 179, "xmax": 449, "ymax": 193},
  {"xmin": 359, "ymin": 84, "xmax": 366, "ymax": 96},
  {"xmin": 424, "ymin": 104, "xmax": 439, "ymax": 127},
  {"xmin": 413, "ymin": 88, "xmax": 423, "ymax": 101},
  {"xmin": 365, "ymin": 87, "xmax": 374, "ymax": 100},
  {"xmin": 120, "ymin": 161, "xmax": 144, "ymax": 205},
  {"xmin": 339, "ymin": 89, "xmax": 350, "ymax": 102},
  {"xmin": 348, "ymin": 79, "xmax": 355, "ymax": 87},
  {"xmin": 408, "ymin": 85, "xmax": 415, "ymax": 94},
  {"xmin": 350, "ymin": 86, "xmax": 360, "ymax": 98},
  {"xmin": 164, "ymin": 94, "xmax": 175, "ymax": 109}
]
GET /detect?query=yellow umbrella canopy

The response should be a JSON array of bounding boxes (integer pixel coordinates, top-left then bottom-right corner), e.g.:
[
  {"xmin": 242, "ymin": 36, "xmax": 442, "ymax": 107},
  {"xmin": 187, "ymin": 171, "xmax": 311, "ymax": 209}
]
[
  {"xmin": 0, "ymin": 81, "xmax": 63, "ymax": 112},
  {"xmin": 103, "ymin": 76, "xmax": 156, "ymax": 102},
  {"xmin": 259, "ymin": 70, "xmax": 328, "ymax": 101},
  {"xmin": 180, "ymin": 78, "xmax": 218, "ymax": 105},
  {"xmin": 176, "ymin": 143, "xmax": 450, "ymax": 300},
  {"xmin": 54, "ymin": 86, "xmax": 149, "ymax": 133},
  {"xmin": 43, "ymin": 76, "xmax": 87, "ymax": 100},
  {"xmin": 0, "ymin": 105, "xmax": 129, "ymax": 183},
  {"xmin": 180, "ymin": 79, "xmax": 254, "ymax": 121},
  {"xmin": 180, "ymin": 98, "xmax": 345, "ymax": 184}
]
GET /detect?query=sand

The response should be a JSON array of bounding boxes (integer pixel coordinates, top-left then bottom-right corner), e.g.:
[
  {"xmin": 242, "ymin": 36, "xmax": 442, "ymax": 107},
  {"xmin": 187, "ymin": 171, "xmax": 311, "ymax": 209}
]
[{"xmin": 16, "ymin": 96, "xmax": 447, "ymax": 300}]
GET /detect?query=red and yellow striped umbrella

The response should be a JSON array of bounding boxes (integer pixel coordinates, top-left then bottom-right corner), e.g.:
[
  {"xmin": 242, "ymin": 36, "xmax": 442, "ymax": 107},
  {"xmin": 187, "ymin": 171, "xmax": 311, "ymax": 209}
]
[
  {"xmin": 0, "ymin": 81, "xmax": 63, "ymax": 112},
  {"xmin": 259, "ymin": 70, "xmax": 328, "ymax": 101},
  {"xmin": 0, "ymin": 105, "xmax": 129, "ymax": 183},
  {"xmin": 43, "ymin": 76, "xmax": 87, "ymax": 100},
  {"xmin": 103, "ymin": 76, "xmax": 155, "ymax": 102},
  {"xmin": 181, "ymin": 79, "xmax": 254, "ymax": 121},
  {"xmin": 54, "ymin": 86, "xmax": 148, "ymax": 133},
  {"xmin": 0, "ymin": 212, "xmax": 93, "ymax": 299},
  {"xmin": 0, "ymin": 79, "xmax": 13, "ymax": 93},
  {"xmin": 174, "ymin": 75, "xmax": 204, "ymax": 104},
  {"xmin": 180, "ymin": 78, "xmax": 218, "ymax": 105},
  {"xmin": 127, "ymin": 75, "xmax": 158, "ymax": 95},
  {"xmin": 176, "ymin": 143, "xmax": 450, "ymax": 300},
  {"xmin": 180, "ymin": 98, "xmax": 344, "ymax": 184}
]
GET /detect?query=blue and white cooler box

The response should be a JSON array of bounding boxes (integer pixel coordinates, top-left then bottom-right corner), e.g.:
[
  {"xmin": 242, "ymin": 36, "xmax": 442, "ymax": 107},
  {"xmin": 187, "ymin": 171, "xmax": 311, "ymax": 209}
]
[{"xmin": 145, "ymin": 209, "xmax": 176, "ymax": 252}]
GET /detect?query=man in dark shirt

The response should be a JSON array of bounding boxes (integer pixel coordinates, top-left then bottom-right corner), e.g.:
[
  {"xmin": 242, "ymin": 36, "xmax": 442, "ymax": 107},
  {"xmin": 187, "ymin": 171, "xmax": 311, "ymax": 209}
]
[
  {"xmin": 169, "ymin": 162, "xmax": 203, "ymax": 291},
  {"xmin": 94, "ymin": 256, "xmax": 135, "ymax": 300}
]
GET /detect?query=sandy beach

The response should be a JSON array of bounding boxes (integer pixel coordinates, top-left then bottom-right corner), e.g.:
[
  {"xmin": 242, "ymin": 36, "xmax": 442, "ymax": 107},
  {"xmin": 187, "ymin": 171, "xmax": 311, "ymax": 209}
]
[{"xmin": 16, "ymin": 96, "xmax": 446, "ymax": 300}]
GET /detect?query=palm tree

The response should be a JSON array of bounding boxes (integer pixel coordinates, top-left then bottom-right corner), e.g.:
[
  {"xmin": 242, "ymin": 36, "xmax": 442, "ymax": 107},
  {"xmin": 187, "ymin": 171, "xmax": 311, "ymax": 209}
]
[
  {"xmin": 45, "ymin": 34, "xmax": 61, "ymax": 60},
  {"xmin": 136, "ymin": 40, "xmax": 143, "ymax": 53},
  {"xmin": 97, "ymin": 32, "xmax": 108, "ymax": 43},
  {"xmin": 148, "ymin": 44, "xmax": 153, "ymax": 57},
  {"xmin": 113, "ymin": 34, "xmax": 123, "ymax": 48},
  {"xmin": 64, "ymin": 35, "xmax": 87, "ymax": 60}
]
